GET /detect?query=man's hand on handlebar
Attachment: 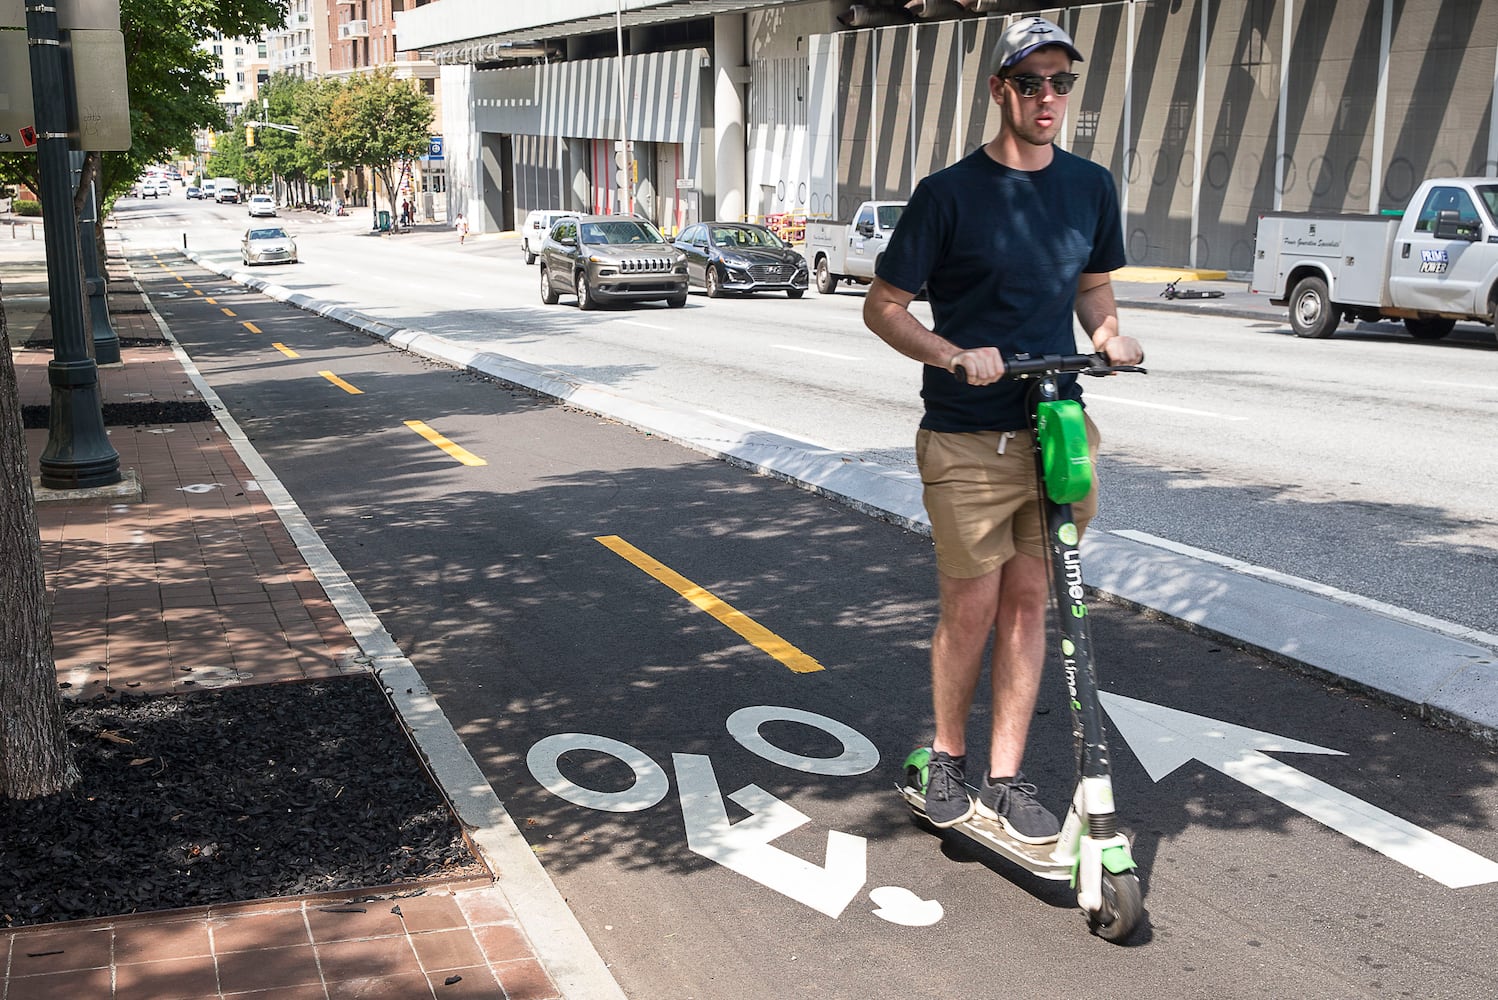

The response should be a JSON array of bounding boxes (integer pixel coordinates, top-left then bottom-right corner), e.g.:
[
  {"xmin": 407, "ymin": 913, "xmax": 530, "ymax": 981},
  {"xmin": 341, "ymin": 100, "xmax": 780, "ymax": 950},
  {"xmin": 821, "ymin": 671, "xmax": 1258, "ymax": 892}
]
[
  {"xmin": 946, "ymin": 347, "xmax": 1005, "ymax": 385},
  {"xmin": 1097, "ymin": 335, "xmax": 1145, "ymax": 367}
]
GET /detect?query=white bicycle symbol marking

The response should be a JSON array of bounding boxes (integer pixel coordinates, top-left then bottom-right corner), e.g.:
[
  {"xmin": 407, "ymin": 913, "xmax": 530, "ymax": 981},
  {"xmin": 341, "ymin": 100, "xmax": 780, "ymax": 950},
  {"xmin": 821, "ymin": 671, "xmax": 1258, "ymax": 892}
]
[{"xmin": 527, "ymin": 706, "xmax": 943, "ymax": 924}]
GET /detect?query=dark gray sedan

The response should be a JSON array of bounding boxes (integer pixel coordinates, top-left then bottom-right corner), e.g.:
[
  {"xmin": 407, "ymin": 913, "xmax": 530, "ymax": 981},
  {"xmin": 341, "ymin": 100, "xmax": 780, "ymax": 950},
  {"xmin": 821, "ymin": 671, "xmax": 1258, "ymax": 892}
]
[{"xmin": 672, "ymin": 222, "xmax": 808, "ymax": 299}]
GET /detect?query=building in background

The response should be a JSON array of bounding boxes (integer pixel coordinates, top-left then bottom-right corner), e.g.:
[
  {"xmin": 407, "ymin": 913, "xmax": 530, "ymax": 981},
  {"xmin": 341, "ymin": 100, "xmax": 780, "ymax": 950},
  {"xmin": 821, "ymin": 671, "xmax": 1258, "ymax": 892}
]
[
  {"xmin": 329, "ymin": 0, "xmax": 444, "ymax": 220},
  {"xmin": 201, "ymin": 34, "xmax": 271, "ymax": 121},
  {"xmin": 266, "ymin": 0, "xmax": 332, "ymax": 79},
  {"xmin": 396, "ymin": 0, "xmax": 1498, "ymax": 274}
]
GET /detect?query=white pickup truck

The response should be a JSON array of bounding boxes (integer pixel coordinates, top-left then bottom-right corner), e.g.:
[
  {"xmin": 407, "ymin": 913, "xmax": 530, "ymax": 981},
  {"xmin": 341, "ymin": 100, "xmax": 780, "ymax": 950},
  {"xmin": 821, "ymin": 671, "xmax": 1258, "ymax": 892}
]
[
  {"xmin": 1251, "ymin": 177, "xmax": 1498, "ymax": 340},
  {"xmin": 804, "ymin": 200, "xmax": 906, "ymax": 294}
]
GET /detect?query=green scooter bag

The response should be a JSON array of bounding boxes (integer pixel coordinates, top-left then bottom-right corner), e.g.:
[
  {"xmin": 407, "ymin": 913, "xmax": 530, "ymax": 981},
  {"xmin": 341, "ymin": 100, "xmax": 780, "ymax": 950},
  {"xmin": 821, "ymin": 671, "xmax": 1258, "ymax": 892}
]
[{"xmin": 1036, "ymin": 399, "xmax": 1092, "ymax": 504}]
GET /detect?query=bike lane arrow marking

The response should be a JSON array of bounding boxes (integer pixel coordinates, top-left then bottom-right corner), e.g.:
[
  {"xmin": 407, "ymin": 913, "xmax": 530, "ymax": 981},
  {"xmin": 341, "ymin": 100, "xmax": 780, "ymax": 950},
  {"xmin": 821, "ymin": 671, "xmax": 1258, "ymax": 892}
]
[
  {"xmin": 1100, "ymin": 692, "xmax": 1498, "ymax": 889},
  {"xmin": 673, "ymin": 753, "xmax": 866, "ymax": 917}
]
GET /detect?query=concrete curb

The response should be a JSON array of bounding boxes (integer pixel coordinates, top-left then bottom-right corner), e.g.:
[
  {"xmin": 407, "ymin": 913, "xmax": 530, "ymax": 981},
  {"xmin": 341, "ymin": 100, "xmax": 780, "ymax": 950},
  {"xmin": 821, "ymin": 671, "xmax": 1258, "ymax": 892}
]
[{"xmin": 175, "ymin": 251, "xmax": 1498, "ymax": 750}]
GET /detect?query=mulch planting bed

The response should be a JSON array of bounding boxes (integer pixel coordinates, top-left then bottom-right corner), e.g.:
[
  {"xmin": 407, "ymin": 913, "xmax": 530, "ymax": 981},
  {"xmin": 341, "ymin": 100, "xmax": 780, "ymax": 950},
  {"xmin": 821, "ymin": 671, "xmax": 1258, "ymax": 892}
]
[{"xmin": 0, "ymin": 674, "xmax": 483, "ymax": 928}]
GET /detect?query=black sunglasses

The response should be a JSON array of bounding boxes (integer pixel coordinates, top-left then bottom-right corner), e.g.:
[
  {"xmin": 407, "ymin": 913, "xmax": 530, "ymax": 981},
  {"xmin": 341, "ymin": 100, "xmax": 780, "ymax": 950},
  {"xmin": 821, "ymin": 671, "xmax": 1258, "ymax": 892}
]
[{"xmin": 1005, "ymin": 72, "xmax": 1079, "ymax": 98}]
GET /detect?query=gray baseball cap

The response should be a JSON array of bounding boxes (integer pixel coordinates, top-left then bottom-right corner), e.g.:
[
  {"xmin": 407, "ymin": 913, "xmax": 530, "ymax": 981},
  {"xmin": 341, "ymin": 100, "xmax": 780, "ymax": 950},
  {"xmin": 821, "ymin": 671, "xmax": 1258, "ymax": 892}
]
[{"xmin": 992, "ymin": 16, "xmax": 1084, "ymax": 74}]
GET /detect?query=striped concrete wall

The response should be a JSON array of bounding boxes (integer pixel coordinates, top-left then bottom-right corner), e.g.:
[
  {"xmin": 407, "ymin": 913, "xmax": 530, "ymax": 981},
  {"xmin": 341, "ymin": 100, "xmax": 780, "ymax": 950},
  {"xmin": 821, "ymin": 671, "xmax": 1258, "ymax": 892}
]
[{"xmin": 804, "ymin": 0, "xmax": 1498, "ymax": 272}]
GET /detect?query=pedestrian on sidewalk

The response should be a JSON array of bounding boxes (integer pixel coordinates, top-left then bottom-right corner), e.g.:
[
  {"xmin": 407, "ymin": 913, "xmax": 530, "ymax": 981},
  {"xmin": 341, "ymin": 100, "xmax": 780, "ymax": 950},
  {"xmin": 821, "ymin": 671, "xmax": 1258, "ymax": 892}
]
[
  {"xmin": 454, "ymin": 213, "xmax": 468, "ymax": 244},
  {"xmin": 862, "ymin": 16, "xmax": 1144, "ymax": 840}
]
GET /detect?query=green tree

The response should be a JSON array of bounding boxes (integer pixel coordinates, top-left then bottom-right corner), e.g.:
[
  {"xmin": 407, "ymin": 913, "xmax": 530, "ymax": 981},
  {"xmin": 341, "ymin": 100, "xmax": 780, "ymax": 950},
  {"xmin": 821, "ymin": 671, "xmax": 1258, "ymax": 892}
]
[
  {"xmin": 204, "ymin": 124, "xmax": 243, "ymax": 182},
  {"xmin": 295, "ymin": 76, "xmax": 349, "ymax": 201},
  {"xmin": 254, "ymin": 73, "xmax": 314, "ymax": 200},
  {"xmin": 324, "ymin": 69, "xmax": 434, "ymax": 229}
]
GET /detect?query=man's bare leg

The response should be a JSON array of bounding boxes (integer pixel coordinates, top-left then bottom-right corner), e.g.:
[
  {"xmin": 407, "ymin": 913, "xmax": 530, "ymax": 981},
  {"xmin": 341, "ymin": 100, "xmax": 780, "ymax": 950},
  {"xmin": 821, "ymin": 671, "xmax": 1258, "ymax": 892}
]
[
  {"xmin": 987, "ymin": 553, "xmax": 1049, "ymax": 778},
  {"xmin": 930, "ymin": 566, "xmax": 1003, "ymax": 758}
]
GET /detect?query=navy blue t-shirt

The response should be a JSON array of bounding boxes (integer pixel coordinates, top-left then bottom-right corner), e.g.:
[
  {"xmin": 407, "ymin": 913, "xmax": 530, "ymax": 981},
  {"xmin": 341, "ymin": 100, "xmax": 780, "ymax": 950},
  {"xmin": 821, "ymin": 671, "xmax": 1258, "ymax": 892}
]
[{"xmin": 876, "ymin": 146, "xmax": 1126, "ymax": 432}]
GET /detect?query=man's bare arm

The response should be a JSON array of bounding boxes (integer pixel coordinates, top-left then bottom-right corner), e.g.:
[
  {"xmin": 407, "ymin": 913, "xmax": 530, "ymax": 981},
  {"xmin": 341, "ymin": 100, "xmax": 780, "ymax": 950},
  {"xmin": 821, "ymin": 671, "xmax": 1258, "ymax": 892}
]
[
  {"xmin": 1075, "ymin": 272, "xmax": 1143, "ymax": 364},
  {"xmin": 863, "ymin": 277, "xmax": 1006, "ymax": 384}
]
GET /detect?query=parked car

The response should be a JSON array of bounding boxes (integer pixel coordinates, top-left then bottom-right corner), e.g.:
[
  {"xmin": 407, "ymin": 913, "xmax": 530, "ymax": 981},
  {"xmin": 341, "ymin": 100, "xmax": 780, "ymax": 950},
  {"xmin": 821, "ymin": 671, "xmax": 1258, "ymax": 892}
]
[
  {"xmin": 521, "ymin": 209, "xmax": 569, "ymax": 264},
  {"xmin": 247, "ymin": 194, "xmax": 277, "ymax": 218},
  {"xmin": 186, "ymin": 186, "xmax": 203, "ymax": 200},
  {"xmin": 673, "ymin": 222, "xmax": 809, "ymax": 298},
  {"xmin": 538, "ymin": 215, "xmax": 688, "ymax": 310},
  {"xmin": 241, "ymin": 226, "xmax": 298, "ymax": 266}
]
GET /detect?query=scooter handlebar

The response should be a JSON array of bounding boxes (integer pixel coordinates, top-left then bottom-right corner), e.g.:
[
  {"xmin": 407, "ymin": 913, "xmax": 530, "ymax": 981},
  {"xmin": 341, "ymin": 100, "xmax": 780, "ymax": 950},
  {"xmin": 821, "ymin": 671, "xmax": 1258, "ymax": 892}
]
[{"xmin": 952, "ymin": 353, "xmax": 1147, "ymax": 383}]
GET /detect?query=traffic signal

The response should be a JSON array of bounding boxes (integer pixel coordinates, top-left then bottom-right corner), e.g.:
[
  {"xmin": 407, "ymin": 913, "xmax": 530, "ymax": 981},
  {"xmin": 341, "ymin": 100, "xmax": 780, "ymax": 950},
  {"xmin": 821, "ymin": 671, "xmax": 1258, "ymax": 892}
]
[{"xmin": 246, "ymin": 125, "xmax": 256, "ymax": 147}]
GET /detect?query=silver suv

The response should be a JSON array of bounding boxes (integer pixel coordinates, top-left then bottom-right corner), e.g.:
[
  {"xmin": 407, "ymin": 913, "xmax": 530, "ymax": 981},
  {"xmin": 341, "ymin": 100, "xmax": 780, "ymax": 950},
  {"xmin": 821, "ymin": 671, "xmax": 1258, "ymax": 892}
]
[{"xmin": 539, "ymin": 215, "xmax": 688, "ymax": 310}]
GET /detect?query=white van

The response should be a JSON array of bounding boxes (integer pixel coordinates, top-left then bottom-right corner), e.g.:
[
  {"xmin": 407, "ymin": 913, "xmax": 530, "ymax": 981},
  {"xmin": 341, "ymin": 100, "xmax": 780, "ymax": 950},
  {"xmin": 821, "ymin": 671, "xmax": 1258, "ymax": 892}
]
[
  {"xmin": 521, "ymin": 209, "xmax": 568, "ymax": 264},
  {"xmin": 214, "ymin": 178, "xmax": 240, "ymax": 204}
]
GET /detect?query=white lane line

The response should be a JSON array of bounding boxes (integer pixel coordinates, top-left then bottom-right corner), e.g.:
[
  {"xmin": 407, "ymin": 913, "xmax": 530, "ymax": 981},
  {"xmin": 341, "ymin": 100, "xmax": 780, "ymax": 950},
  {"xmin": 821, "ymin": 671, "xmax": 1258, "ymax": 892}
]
[
  {"xmin": 1420, "ymin": 380, "xmax": 1498, "ymax": 392},
  {"xmin": 614, "ymin": 319, "xmax": 670, "ymax": 331},
  {"xmin": 697, "ymin": 408, "xmax": 840, "ymax": 451},
  {"xmin": 1084, "ymin": 392, "xmax": 1248, "ymax": 420},
  {"xmin": 772, "ymin": 344, "xmax": 863, "ymax": 361},
  {"xmin": 1112, "ymin": 529, "xmax": 1498, "ymax": 649}
]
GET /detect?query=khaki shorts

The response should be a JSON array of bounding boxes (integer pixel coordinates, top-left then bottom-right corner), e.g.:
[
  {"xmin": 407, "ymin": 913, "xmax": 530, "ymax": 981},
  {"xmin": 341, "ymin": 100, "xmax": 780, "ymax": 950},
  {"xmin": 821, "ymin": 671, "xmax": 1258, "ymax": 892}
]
[{"xmin": 916, "ymin": 415, "xmax": 1100, "ymax": 578}]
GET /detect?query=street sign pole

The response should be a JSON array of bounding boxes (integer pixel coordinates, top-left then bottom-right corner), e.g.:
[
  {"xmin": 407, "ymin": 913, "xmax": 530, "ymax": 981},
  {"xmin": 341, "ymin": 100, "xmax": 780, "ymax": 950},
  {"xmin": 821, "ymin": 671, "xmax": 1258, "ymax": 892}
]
[{"xmin": 25, "ymin": 0, "xmax": 120, "ymax": 489}]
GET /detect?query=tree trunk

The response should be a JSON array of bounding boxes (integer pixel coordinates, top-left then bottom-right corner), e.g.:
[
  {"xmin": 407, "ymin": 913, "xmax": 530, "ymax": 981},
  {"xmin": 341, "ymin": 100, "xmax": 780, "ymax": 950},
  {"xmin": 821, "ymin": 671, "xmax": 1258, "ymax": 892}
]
[{"xmin": 0, "ymin": 285, "xmax": 78, "ymax": 800}]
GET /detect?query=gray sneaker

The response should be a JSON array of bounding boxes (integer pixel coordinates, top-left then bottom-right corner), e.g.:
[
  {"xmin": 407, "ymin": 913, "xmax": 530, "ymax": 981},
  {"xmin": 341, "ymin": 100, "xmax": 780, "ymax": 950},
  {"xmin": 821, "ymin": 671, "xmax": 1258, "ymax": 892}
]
[
  {"xmin": 922, "ymin": 751, "xmax": 975, "ymax": 828},
  {"xmin": 976, "ymin": 772, "xmax": 1060, "ymax": 844}
]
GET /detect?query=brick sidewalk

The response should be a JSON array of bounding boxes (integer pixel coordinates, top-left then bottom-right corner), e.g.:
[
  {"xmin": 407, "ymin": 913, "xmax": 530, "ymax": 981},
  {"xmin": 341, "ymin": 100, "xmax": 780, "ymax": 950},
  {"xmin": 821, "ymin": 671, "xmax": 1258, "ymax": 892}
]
[{"xmin": 2, "ymin": 244, "xmax": 562, "ymax": 999}]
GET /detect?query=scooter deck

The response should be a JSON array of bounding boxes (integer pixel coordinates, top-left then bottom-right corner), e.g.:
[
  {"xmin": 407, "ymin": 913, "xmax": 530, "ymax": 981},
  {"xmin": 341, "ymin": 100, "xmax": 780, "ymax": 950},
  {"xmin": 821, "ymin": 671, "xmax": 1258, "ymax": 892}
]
[{"xmin": 898, "ymin": 784, "xmax": 1074, "ymax": 880}]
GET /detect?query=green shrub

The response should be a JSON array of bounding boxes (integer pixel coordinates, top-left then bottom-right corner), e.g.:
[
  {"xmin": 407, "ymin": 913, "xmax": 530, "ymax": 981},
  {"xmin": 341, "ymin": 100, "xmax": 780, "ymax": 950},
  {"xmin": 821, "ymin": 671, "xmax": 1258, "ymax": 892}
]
[{"xmin": 14, "ymin": 199, "xmax": 42, "ymax": 216}]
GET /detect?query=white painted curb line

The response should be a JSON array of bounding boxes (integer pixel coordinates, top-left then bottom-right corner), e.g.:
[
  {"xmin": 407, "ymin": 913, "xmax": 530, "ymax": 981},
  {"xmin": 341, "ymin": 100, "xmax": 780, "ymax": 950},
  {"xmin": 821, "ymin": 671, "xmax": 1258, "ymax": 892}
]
[{"xmin": 137, "ymin": 261, "xmax": 627, "ymax": 1000}]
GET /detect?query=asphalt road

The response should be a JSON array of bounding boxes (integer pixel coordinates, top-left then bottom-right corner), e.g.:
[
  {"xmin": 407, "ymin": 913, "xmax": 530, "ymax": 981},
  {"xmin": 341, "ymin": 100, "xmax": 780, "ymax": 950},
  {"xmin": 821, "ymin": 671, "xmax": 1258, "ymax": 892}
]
[
  {"xmin": 111, "ymin": 193, "xmax": 1498, "ymax": 641},
  {"xmin": 122, "ymin": 228, "xmax": 1498, "ymax": 1000}
]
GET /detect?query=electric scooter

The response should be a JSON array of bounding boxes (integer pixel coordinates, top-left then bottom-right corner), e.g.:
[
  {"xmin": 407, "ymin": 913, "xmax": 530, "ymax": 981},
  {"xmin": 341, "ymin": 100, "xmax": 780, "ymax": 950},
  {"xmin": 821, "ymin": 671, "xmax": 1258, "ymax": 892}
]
[
  {"xmin": 1160, "ymin": 277, "xmax": 1224, "ymax": 300},
  {"xmin": 899, "ymin": 352, "xmax": 1147, "ymax": 943}
]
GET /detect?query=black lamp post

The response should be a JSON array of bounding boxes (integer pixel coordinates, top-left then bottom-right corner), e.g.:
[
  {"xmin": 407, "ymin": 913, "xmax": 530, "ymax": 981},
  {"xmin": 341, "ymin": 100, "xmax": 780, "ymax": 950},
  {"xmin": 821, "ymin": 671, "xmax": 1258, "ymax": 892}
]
[
  {"xmin": 79, "ymin": 173, "xmax": 121, "ymax": 367},
  {"xmin": 26, "ymin": 0, "xmax": 120, "ymax": 489}
]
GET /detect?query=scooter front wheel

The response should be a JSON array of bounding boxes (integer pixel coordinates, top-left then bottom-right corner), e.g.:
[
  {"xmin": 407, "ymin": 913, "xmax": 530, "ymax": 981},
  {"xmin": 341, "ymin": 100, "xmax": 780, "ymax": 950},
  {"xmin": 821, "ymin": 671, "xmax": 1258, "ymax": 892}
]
[{"xmin": 1089, "ymin": 871, "xmax": 1143, "ymax": 943}]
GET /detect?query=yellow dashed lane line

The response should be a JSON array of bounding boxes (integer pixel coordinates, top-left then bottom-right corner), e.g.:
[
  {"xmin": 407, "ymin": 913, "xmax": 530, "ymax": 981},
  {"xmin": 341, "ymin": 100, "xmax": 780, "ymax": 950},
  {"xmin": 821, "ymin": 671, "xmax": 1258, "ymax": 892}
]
[
  {"xmin": 595, "ymin": 535, "xmax": 824, "ymax": 674},
  {"xmin": 403, "ymin": 419, "xmax": 486, "ymax": 466},
  {"xmin": 319, "ymin": 371, "xmax": 363, "ymax": 394}
]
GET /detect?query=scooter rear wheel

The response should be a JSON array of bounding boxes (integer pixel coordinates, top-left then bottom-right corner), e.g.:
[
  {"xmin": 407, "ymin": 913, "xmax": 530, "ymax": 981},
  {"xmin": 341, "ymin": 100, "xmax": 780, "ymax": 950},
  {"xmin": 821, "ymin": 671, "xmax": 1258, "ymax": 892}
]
[{"xmin": 1089, "ymin": 871, "xmax": 1143, "ymax": 943}]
